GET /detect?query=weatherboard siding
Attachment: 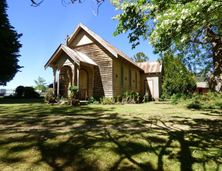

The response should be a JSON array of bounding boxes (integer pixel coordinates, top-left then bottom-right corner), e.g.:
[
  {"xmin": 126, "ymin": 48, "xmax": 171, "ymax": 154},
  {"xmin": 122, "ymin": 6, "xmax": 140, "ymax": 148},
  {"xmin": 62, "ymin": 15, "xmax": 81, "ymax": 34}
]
[
  {"xmin": 73, "ymin": 42, "xmax": 113, "ymax": 98},
  {"xmin": 113, "ymin": 58, "xmax": 141, "ymax": 98}
]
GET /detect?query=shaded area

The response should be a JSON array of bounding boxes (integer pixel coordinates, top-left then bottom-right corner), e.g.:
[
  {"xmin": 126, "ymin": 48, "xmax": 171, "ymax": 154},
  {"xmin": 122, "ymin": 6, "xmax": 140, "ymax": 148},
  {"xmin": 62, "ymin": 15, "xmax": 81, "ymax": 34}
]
[
  {"xmin": 0, "ymin": 98, "xmax": 44, "ymax": 104},
  {"xmin": 0, "ymin": 103, "xmax": 222, "ymax": 170}
]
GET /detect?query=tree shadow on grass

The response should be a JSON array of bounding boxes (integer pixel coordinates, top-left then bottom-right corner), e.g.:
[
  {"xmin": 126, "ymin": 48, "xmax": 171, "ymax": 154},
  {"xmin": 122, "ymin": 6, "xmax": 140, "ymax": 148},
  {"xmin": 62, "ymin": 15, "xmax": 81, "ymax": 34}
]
[
  {"xmin": 0, "ymin": 98, "xmax": 45, "ymax": 104},
  {"xmin": 0, "ymin": 104, "xmax": 222, "ymax": 170}
]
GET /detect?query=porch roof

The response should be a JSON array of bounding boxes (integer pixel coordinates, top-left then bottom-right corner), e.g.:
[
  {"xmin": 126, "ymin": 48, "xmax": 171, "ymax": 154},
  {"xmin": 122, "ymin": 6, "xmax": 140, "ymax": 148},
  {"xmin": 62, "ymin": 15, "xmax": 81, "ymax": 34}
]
[{"xmin": 44, "ymin": 44, "xmax": 97, "ymax": 69}]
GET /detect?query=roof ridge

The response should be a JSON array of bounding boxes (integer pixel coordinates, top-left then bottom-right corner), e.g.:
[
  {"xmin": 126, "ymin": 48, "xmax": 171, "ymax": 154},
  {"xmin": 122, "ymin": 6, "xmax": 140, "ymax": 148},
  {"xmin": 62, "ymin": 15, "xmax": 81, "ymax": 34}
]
[{"xmin": 69, "ymin": 23, "xmax": 141, "ymax": 70}]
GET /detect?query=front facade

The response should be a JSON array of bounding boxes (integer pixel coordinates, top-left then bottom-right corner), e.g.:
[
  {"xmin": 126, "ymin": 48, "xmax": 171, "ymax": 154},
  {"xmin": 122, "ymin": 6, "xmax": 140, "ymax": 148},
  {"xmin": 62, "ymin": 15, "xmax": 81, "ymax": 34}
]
[{"xmin": 44, "ymin": 23, "xmax": 163, "ymax": 100}]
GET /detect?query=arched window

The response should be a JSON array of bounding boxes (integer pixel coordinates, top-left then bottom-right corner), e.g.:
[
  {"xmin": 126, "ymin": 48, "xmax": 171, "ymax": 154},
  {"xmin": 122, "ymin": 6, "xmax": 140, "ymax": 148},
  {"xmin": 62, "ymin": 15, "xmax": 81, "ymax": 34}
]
[
  {"xmin": 121, "ymin": 64, "xmax": 124, "ymax": 87},
  {"xmin": 129, "ymin": 68, "xmax": 131, "ymax": 89}
]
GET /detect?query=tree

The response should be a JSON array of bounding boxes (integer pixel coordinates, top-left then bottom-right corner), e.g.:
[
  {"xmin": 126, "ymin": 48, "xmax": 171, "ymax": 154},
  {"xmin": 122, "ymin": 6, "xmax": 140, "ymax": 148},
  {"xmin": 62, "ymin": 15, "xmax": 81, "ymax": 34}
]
[
  {"xmin": 131, "ymin": 52, "xmax": 149, "ymax": 63},
  {"xmin": 15, "ymin": 85, "xmax": 24, "ymax": 97},
  {"xmin": 111, "ymin": 0, "xmax": 222, "ymax": 92},
  {"xmin": 34, "ymin": 76, "xmax": 47, "ymax": 92},
  {"xmin": 30, "ymin": 0, "xmax": 104, "ymax": 15},
  {"xmin": 0, "ymin": 0, "xmax": 23, "ymax": 85},
  {"xmin": 161, "ymin": 51, "xmax": 196, "ymax": 97}
]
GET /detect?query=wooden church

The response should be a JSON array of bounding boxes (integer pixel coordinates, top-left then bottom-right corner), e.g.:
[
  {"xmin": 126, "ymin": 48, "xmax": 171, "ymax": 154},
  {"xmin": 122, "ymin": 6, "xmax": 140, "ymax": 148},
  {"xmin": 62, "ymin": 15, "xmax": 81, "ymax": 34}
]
[{"xmin": 44, "ymin": 23, "xmax": 163, "ymax": 100}]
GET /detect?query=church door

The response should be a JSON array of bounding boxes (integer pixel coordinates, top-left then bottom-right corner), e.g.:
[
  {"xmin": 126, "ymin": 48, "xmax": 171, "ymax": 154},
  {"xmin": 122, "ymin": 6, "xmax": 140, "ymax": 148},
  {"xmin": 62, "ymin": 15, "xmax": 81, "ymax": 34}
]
[{"xmin": 79, "ymin": 69, "xmax": 88, "ymax": 100}]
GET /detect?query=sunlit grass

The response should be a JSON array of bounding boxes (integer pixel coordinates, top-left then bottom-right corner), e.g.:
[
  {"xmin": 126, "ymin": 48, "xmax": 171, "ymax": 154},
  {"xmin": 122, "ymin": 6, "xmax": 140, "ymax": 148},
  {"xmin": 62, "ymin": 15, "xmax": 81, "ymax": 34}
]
[{"xmin": 0, "ymin": 99, "xmax": 221, "ymax": 170}]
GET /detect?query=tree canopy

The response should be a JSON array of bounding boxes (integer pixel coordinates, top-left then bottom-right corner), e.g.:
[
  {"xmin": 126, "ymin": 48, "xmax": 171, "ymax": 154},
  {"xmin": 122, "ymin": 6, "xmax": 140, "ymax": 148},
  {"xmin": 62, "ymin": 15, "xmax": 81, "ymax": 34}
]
[
  {"xmin": 161, "ymin": 51, "xmax": 196, "ymax": 97},
  {"xmin": 0, "ymin": 0, "xmax": 23, "ymax": 85},
  {"xmin": 34, "ymin": 76, "xmax": 47, "ymax": 92},
  {"xmin": 131, "ymin": 52, "xmax": 149, "ymax": 63},
  {"xmin": 111, "ymin": 0, "xmax": 222, "ymax": 92}
]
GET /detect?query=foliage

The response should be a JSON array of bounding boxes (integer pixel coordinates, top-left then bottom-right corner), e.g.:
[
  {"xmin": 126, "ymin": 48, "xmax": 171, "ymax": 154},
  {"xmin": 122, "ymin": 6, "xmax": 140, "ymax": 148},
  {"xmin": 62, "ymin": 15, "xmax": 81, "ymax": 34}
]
[
  {"xmin": 117, "ymin": 95, "xmax": 122, "ymax": 102},
  {"xmin": 0, "ymin": 0, "xmax": 23, "ymax": 85},
  {"xmin": 69, "ymin": 86, "xmax": 79, "ymax": 92},
  {"xmin": 111, "ymin": 0, "xmax": 222, "ymax": 91},
  {"xmin": 122, "ymin": 90, "xmax": 140, "ymax": 104},
  {"xmin": 88, "ymin": 96, "xmax": 100, "ymax": 105},
  {"xmin": 186, "ymin": 92, "xmax": 222, "ymax": 109},
  {"xmin": 159, "ymin": 94, "xmax": 166, "ymax": 101},
  {"xmin": 44, "ymin": 88, "xmax": 56, "ymax": 104},
  {"xmin": 15, "ymin": 86, "xmax": 24, "ymax": 97},
  {"xmin": 68, "ymin": 86, "xmax": 79, "ymax": 106},
  {"xmin": 142, "ymin": 95, "xmax": 149, "ymax": 103},
  {"xmin": 30, "ymin": 0, "xmax": 104, "ymax": 15},
  {"xmin": 162, "ymin": 51, "xmax": 197, "ymax": 97},
  {"xmin": 131, "ymin": 52, "xmax": 149, "ymax": 63},
  {"xmin": 23, "ymin": 86, "xmax": 40, "ymax": 98},
  {"xmin": 171, "ymin": 93, "xmax": 191, "ymax": 105},
  {"xmin": 100, "ymin": 97, "xmax": 115, "ymax": 105},
  {"xmin": 34, "ymin": 76, "xmax": 47, "ymax": 92}
]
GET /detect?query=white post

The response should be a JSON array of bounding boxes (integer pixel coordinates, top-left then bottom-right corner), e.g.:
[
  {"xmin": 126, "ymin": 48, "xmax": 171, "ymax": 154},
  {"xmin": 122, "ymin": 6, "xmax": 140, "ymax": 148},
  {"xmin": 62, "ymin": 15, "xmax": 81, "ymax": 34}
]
[
  {"xmin": 71, "ymin": 65, "xmax": 75, "ymax": 86},
  {"xmin": 53, "ymin": 67, "xmax": 57, "ymax": 94},
  {"xmin": 77, "ymin": 67, "xmax": 80, "ymax": 88},
  {"xmin": 57, "ymin": 68, "xmax": 61, "ymax": 100}
]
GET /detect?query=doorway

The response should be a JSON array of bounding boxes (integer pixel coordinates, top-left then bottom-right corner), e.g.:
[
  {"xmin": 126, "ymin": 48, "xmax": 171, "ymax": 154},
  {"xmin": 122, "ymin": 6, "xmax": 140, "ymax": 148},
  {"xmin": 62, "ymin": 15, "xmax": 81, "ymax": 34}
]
[{"xmin": 79, "ymin": 69, "xmax": 88, "ymax": 100}]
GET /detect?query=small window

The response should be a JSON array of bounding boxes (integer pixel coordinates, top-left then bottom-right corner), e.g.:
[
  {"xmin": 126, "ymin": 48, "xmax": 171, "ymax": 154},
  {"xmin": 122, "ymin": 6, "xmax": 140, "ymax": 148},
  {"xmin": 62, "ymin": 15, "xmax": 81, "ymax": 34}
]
[
  {"xmin": 121, "ymin": 64, "xmax": 124, "ymax": 87},
  {"xmin": 135, "ymin": 71, "xmax": 137, "ymax": 89},
  {"xmin": 129, "ymin": 68, "xmax": 131, "ymax": 89}
]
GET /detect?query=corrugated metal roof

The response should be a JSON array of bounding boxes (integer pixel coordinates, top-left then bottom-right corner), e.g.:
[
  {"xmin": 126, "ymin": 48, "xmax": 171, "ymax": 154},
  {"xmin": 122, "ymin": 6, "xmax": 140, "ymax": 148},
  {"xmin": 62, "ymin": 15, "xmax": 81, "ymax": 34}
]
[
  {"xmin": 137, "ymin": 61, "xmax": 162, "ymax": 73},
  {"xmin": 68, "ymin": 23, "xmax": 141, "ymax": 70},
  {"xmin": 197, "ymin": 82, "xmax": 208, "ymax": 88}
]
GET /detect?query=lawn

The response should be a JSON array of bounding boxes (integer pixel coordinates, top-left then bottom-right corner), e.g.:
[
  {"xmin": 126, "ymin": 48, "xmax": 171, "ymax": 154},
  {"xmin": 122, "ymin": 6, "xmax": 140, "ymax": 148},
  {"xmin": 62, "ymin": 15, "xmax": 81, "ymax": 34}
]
[{"xmin": 0, "ymin": 99, "xmax": 221, "ymax": 171}]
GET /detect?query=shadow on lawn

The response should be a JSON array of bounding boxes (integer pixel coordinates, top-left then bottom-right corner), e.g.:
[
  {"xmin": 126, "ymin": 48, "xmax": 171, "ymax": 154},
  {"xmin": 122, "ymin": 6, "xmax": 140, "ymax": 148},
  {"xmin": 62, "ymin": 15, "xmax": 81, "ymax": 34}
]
[
  {"xmin": 0, "ymin": 104, "xmax": 222, "ymax": 171},
  {"xmin": 0, "ymin": 98, "xmax": 45, "ymax": 104}
]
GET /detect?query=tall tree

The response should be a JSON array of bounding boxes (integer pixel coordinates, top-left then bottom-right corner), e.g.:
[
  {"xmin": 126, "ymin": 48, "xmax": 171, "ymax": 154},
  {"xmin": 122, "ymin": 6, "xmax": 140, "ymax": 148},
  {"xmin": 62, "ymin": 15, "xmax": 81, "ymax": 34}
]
[
  {"xmin": 131, "ymin": 52, "xmax": 149, "ymax": 63},
  {"xmin": 34, "ymin": 76, "xmax": 47, "ymax": 92},
  {"xmin": 111, "ymin": 0, "xmax": 222, "ymax": 92},
  {"xmin": 0, "ymin": 0, "xmax": 22, "ymax": 85},
  {"xmin": 161, "ymin": 51, "xmax": 196, "ymax": 97}
]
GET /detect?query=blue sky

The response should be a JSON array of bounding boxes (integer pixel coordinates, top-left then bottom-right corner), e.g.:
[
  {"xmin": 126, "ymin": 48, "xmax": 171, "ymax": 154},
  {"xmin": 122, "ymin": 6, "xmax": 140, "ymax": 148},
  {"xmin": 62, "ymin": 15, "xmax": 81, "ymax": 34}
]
[{"xmin": 1, "ymin": 0, "xmax": 159, "ymax": 89}]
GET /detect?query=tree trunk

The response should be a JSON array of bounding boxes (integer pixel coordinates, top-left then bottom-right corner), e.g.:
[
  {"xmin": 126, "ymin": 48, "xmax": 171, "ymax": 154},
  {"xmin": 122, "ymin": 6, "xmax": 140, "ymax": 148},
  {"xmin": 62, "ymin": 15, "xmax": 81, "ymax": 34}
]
[{"xmin": 209, "ymin": 38, "xmax": 222, "ymax": 92}]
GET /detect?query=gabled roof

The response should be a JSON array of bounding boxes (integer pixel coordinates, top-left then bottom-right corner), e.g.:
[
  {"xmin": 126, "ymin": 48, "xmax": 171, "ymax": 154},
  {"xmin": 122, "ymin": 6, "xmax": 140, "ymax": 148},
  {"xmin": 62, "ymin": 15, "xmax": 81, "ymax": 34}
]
[
  {"xmin": 44, "ymin": 44, "xmax": 97, "ymax": 69},
  {"xmin": 68, "ymin": 23, "xmax": 142, "ymax": 70},
  {"xmin": 137, "ymin": 61, "xmax": 162, "ymax": 73}
]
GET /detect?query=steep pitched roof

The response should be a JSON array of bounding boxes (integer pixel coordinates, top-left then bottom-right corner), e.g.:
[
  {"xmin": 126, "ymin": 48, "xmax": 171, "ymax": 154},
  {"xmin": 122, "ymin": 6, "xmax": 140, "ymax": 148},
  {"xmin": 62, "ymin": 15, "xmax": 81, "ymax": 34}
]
[
  {"xmin": 68, "ymin": 23, "xmax": 141, "ymax": 70},
  {"xmin": 137, "ymin": 61, "xmax": 162, "ymax": 73},
  {"xmin": 44, "ymin": 44, "xmax": 97, "ymax": 69}
]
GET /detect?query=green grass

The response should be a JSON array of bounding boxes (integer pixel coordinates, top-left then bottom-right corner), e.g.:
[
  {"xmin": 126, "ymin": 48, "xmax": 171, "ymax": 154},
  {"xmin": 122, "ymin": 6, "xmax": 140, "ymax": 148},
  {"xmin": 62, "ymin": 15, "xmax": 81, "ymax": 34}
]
[{"xmin": 0, "ymin": 99, "xmax": 221, "ymax": 171}]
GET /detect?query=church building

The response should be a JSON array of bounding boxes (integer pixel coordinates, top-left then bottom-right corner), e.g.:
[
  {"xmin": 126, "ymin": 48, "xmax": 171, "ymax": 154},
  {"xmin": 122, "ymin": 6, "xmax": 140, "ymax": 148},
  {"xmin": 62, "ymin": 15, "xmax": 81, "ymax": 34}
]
[{"xmin": 44, "ymin": 23, "xmax": 162, "ymax": 100}]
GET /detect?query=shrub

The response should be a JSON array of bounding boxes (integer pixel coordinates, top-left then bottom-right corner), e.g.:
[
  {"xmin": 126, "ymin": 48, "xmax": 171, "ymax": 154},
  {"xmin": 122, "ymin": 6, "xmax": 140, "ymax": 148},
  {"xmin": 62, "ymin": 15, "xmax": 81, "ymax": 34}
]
[
  {"xmin": 44, "ymin": 88, "xmax": 56, "ymax": 103},
  {"xmin": 142, "ymin": 95, "xmax": 149, "ymax": 103},
  {"xmin": 23, "ymin": 87, "xmax": 35, "ymax": 97},
  {"xmin": 88, "ymin": 96, "xmax": 99, "ymax": 105},
  {"xmin": 117, "ymin": 95, "xmax": 122, "ymax": 102},
  {"xmin": 121, "ymin": 91, "xmax": 140, "ymax": 104},
  {"xmin": 69, "ymin": 86, "xmax": 79, "ymax": 92},
  {"xmin": 68, "ymin": 86, "xmax": 79, "ymax": 106},
  {"xmin": 101, "ymin": 97, "xmax": 115, "ymax": 105},
  {"xmin": 15, "ymin": 85, "xmax": 24, "ymax": 97},
  {"xmin": 170, "ymin": 93, "xmax": 182, "ymax": 105}
]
